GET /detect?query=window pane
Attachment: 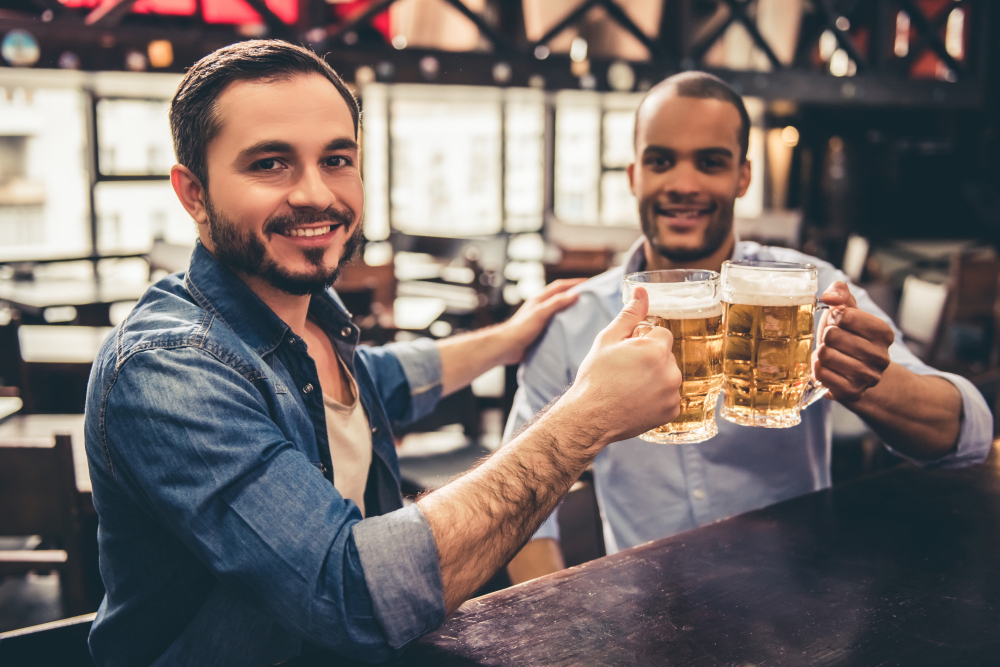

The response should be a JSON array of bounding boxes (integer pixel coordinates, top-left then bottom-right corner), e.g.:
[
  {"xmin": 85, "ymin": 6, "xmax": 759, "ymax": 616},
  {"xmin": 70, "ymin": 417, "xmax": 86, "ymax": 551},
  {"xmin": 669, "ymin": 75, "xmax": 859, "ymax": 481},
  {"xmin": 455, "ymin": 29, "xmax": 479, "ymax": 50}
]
[
  {"xmin": 360, "ymin": 84, "xmax": 390, "ymax": 241},
  {"xmin": 602, "ymin": 110, "xmax": 635, "ymax": 169},
  {"xmin": 96, "ymin": 99, "xmax": 173, "ymax": 176},
  {"xmin": 505, "ymin": 90, "xmax": 545, "ymax": 233},
  {"xmin": 390, "ymin": 85, "xmax": 502, "ymax": 237},
  {"xmin": 95, "ymin": 181, "xmax": 194, "ymax": 254},
  {"xmin": 0, "ymin": 86, "xmax": 90, "ymax": 260},
  {"xmin": 600, "ymin": 171, "xmax": 638, "ymax": 226},
  {"xmin": 554, "ymin": 91, "xmax": 600, "ymax": 224}
]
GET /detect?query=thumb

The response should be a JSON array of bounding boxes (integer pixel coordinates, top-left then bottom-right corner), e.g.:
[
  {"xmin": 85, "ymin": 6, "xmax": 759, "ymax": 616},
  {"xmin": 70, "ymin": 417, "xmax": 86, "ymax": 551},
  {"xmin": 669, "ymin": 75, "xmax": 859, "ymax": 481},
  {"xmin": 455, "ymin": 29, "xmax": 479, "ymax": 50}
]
[
  {"xmin": 604, "ymin": 285, "xmax": 650, "ymax": 341},
  {"xmin": 820, "ymin": 280, "xmax": 857, "ymax": 308}
]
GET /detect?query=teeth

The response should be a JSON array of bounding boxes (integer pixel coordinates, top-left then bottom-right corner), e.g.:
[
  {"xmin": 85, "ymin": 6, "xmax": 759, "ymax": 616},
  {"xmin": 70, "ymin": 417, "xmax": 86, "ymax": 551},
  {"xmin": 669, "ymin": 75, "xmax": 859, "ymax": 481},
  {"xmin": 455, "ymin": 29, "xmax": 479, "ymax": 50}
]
[
  {"xmin": 282, "ymin": 226, "xmax": 332, "ymax": 237},
  {"xmin": 663, "ymin": 210, "xmax": 706, "ymax": 219}
]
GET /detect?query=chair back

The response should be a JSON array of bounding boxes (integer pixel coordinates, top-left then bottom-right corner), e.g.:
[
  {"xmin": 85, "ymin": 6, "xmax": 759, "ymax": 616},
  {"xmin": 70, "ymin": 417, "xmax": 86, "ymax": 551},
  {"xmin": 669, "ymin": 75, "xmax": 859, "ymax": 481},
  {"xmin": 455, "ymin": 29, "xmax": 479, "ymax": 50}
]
[
  {"xmin": 841, "ymin": 234, "xmax": 870, "ymax": 284},
  {"xmin": 897, "ymin": 276, "xmax": 949, "ymax": 349},
  {"xmin": 0, "ymin": 434, "xmax": 79, "ymax": 539},
  {"xmin": 945, "ymin": 252, "xmax": 1000, "ymax": 321}
]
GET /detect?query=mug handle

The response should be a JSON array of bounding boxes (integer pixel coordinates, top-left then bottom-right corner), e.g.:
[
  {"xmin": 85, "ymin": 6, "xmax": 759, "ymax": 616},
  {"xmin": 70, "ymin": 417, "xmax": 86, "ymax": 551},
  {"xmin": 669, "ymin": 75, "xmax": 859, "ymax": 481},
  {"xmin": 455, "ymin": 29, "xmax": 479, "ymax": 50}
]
[{"xmin": 800, "ymin": 303, "xmax": 832, "ymax": 409}]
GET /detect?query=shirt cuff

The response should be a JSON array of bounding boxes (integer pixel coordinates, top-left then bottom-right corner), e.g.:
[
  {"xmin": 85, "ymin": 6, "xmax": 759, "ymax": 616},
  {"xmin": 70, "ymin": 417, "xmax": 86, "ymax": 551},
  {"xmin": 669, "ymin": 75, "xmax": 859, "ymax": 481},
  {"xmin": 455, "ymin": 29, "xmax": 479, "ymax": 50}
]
[
  {"xmin": 383, "ymin": 338, "xmax": 443, "ymax": 424},
  {"xmin": 888, "ymin": 370, "xmax": 994, "ymax": 469},
  {"xmin": 352, "ymin": 504, "xmax": 445, "ymax": 649}
]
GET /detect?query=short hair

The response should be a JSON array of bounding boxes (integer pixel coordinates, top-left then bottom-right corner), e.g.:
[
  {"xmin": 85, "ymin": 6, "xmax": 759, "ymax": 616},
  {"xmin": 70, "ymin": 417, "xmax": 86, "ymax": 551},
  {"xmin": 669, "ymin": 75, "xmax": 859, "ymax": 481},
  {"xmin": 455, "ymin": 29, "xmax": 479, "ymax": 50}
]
[
  {"xmin": 634, "ymin": 71, "xmax": 751, "ymax": 162},
  {"xmin": 169, "ymin": 40, "xmax": 359, "ymax": 188}
]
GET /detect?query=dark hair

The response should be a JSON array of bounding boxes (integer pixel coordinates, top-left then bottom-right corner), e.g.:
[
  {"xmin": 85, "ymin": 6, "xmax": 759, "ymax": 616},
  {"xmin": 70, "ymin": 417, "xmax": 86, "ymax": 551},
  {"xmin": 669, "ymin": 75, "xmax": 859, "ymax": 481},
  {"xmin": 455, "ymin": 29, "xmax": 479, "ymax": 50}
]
[
  {"xmin": 169, "ymin": 40, "xmax": 359, "ymax": 187},
  {"xmin": 634, "ymin": 71, "xmax": 751, "ymax": 162}
]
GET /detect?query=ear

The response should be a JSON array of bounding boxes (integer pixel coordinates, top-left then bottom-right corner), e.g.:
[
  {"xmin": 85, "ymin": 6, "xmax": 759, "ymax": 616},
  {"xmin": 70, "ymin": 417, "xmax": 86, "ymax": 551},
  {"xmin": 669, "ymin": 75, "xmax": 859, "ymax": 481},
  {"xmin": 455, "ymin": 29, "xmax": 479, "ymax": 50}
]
[
  {"xmin": 627, "ymin": 162, "xmax": 637, "ymax": 195},
  {"xmin": 736, "ymin": 158, "xmax": 752, "ymax": 198},
  {"xmin": 170, "ymin": 164, "xmax": 208, "ymax": 226}
]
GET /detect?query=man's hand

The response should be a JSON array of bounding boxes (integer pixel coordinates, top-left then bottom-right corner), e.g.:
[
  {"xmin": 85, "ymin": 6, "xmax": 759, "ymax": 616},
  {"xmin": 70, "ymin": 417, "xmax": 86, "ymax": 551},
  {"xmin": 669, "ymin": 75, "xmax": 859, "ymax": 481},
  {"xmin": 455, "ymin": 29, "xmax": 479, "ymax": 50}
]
[
  {"xmin": 814, "ymin": 281, "xmax": 894, "ymax": 403},
  {"xmin": 562, "ymin": 286, "xmax": 683, "ymax": 446},
  {"xmin": 438, "ymin": 279, "xmax": 583, "ymax": 396},
  {"xmin": 495, "ymin": 279, "xmax": 585, "ymax": 366}
]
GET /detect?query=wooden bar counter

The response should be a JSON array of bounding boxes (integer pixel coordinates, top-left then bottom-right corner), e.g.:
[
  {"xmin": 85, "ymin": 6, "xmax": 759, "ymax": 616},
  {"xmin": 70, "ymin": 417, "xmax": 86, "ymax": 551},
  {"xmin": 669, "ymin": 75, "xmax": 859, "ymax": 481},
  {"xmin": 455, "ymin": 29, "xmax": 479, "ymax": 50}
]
[{"xmin": 289, "ymin": 444, "xmax": 1000, "ymax": 666}]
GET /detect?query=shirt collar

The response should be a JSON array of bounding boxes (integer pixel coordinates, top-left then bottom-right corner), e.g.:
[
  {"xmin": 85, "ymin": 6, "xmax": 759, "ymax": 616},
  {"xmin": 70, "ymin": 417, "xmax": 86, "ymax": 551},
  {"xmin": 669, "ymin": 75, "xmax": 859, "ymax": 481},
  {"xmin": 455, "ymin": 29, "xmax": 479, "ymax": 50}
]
[
  {"xmin": 620, "ymin": 234, "xmax": 752, "ymax": 276},
  {"xmin": 183, "ymin": 241, "xmax": 354, "ymax": 357}
]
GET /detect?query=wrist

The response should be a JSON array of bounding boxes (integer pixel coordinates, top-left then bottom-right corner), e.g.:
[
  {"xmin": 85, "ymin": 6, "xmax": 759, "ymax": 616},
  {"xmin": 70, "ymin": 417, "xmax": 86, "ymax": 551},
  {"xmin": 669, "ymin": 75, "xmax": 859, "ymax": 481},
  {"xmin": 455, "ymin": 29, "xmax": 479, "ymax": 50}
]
[
  {"xmin": 493, "ymin": 320, "xmax": 526, "ymax": 367},
  {"xmin": 547, "ymin": 387, "xmax": 612, "ymax": 453}
]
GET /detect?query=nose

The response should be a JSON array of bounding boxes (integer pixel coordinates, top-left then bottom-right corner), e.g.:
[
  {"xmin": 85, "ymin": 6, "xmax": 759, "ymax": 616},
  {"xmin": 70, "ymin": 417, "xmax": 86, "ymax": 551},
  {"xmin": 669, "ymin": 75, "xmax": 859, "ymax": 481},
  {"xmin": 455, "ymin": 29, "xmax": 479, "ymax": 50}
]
[
  {"xmin": 286, "ymin": 164, "xmax": 337, "ymax": 211},
  {"xmin": 663, "ymin": 161, "xmax": 702, "ymax": 202}
]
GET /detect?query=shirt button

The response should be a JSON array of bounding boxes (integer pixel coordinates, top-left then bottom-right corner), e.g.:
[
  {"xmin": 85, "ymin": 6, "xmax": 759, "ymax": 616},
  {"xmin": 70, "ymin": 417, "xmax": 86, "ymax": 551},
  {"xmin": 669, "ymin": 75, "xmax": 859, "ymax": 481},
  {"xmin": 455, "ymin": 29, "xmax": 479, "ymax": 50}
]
[
  {"xmin": 302, "ymin": 383, "xmax": 314, "ymax": 394},
  {"xmin": 341, "ymin": 326, "xmax": 352, "ymax": 338},
  {"xmin": 692, "ymin": 488, "xmax": 706, "ymax": 500},
  {"xmin": 288, "ymin": 336, "xmax": 297, "ymax": 345},
  {"xmin": 371, "ymin": 426, "xmax": 379, "ymax": 435}
]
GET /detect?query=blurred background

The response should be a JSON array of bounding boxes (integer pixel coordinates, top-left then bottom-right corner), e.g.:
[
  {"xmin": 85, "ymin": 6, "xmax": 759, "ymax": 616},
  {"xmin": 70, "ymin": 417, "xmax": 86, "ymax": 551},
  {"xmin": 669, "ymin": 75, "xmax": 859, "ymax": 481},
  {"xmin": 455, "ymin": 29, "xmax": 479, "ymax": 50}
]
[{"xmin": 0, "ymin": 0, "xmax": 999, "ymax": 638}]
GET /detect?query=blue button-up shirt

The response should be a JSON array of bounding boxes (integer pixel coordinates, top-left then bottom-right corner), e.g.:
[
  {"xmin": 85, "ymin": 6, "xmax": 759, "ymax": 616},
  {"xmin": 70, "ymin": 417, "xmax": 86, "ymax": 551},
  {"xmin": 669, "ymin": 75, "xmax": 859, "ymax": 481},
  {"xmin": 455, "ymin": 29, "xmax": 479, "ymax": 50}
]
[
  {"xmin": 85, "ymin": 242, "xmax": 446, "ymax": 667},
  {"xmin": 505, "ymin": 240, "xmax": 994, "ymax": 554}
]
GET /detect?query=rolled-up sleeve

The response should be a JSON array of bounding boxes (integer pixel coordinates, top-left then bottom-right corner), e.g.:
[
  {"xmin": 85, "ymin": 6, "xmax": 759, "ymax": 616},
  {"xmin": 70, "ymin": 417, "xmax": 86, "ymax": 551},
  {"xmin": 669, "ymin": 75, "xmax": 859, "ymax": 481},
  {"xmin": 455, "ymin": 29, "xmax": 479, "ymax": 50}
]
[
  {"xmin": 358, "ymin": 338, "xmax": 442, "ymax": 426},
  {"xmin": 353, "ymin": 504, "xmax": 445, "ymax": 649},
  {"xmin": 103, "ymin": 347, "xmax": 444, "ymax": 661}
]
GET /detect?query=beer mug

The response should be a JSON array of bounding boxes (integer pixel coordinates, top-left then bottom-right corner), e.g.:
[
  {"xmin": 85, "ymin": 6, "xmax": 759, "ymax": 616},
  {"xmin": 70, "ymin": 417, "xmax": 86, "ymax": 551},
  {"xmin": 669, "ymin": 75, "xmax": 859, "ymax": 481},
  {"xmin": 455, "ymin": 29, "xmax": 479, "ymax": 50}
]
[
  {"xmin": 720, "ymin": 260, "xmax": 828, "ymax": 428},
  {"xmin": 622, "ymin": 270, "xmax": 724, "ymax": 444}
]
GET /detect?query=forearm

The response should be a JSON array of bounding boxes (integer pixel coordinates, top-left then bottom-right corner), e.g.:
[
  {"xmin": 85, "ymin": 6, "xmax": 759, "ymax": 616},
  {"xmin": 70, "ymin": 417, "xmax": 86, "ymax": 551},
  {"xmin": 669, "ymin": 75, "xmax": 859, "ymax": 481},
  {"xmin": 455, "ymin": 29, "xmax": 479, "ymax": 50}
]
[
  {"xmin": 437, "ymin": 324, "xmax": 515, "ymax": 396},
  {"xmin": 417, "ymin": 396, "xmax": 602, "ymax": 612},
  {"xmin": 844, "ymin": 362, "xmax": 962, "ymax": 460}
]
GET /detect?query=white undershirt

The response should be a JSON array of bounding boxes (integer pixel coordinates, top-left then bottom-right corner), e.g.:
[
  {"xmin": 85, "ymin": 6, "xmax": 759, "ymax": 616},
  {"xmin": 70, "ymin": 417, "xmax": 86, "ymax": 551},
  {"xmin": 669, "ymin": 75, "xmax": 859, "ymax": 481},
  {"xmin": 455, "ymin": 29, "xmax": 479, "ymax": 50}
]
[{"xmin": 322, "ymin": 353, "xmax": 372, "ymax": 517}]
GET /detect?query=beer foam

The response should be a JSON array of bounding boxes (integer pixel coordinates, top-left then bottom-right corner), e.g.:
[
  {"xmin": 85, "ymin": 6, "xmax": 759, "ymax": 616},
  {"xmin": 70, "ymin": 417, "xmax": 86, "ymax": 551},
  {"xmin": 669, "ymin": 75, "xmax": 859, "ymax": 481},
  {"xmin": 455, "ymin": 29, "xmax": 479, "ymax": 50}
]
[
  {"xmin": 722, "ymin": 272, "xmax": 816, "ymax": 306},
  {"xmin": 647, "ymin": 295, "xmax": 724, "ymax": 319}
]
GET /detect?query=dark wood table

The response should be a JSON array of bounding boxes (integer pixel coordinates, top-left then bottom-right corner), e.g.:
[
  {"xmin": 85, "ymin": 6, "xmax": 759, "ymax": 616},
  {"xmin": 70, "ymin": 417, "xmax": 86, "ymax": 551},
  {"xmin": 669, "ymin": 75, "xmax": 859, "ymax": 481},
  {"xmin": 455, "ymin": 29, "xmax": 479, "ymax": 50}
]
[{"xmin": 288, "ymin": 443, "xmax": 1000, "ymax": 666}]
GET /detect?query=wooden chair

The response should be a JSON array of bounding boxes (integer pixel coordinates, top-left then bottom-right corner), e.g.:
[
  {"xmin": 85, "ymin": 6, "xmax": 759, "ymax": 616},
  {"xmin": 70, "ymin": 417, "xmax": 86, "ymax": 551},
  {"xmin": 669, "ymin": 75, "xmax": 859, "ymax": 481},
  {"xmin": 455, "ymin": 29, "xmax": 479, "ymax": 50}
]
[
  {"xmin": 17, "ymin": 325, "xmax": 111, "ymax": 414},
  {"xmin": 0, "ymin": 613, "xmax": 96, "ymax": 665},
  {"xmin": 928, "ymin": 251, "xmax": 1000, "ymax": 373},
  {"xmin": 0, "ymin": 433, "xmax": 89, "ymax": 616}
]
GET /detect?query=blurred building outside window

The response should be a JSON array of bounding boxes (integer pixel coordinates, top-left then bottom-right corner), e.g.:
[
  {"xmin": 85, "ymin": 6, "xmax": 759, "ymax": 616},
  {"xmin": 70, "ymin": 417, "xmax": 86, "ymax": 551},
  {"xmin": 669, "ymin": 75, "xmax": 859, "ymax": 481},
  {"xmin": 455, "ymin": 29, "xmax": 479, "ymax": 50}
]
[{"xmin": 0, "ymin": 84, "xmax": 89, "ymax": 261}]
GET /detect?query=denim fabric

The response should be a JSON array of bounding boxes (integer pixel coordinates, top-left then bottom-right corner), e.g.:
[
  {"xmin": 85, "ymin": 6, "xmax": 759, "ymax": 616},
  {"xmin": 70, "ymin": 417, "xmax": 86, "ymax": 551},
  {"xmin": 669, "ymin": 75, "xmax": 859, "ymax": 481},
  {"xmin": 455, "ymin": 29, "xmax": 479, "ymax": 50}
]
[
  {"xmin": 506, "ymin": 239, "xmax": 994, "ymax": 553},
  {"xmin": 85, "ymin": 242, "xmax": 446, "ymax": 667}
]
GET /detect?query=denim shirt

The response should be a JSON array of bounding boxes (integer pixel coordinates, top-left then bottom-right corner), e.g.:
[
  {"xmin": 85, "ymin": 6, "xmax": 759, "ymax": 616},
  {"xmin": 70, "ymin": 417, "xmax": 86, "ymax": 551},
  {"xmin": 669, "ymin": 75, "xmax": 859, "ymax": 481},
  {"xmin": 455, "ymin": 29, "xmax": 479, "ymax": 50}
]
[
  {"xmin": 85, "ymin": 242, "xmax": 446, "ymax": 667},
  {"xmin": 505, "ymin": 239, "xmax": 994, "ymax": 554}
]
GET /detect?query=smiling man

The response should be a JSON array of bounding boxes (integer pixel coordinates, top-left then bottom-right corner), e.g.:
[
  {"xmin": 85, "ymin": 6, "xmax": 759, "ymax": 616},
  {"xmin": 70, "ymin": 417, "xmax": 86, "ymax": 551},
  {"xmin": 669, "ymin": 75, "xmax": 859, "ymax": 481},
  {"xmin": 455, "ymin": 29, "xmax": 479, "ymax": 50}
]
[
  {"xmin": 504, "ymin": 71, "xmax": 994, "ymax": 584},
  {"xmin": 83, "ymin": 41, "xmax": 685, "ymax": 666}
]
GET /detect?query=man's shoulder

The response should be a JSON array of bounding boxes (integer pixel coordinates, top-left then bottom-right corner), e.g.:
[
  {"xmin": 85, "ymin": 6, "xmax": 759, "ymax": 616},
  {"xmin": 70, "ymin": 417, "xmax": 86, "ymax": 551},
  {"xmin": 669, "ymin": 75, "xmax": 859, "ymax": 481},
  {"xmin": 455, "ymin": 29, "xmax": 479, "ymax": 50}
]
[
  {"xmin": 540, "ymin": 266, "xmax": 623, "ymax": 348},
  {"xmin": 95, "ymin": 272, "xmax": 245, "ymax": 373}
]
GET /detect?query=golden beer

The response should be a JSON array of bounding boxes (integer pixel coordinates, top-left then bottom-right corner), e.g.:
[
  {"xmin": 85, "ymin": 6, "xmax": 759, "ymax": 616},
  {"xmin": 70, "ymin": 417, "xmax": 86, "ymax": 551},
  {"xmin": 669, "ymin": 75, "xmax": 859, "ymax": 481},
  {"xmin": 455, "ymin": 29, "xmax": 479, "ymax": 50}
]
[
  {"xmin": 623, "ymin": 270, "xmax": 723, "ymax": 444},
  {"xmin": 720, "ymin": 261, "xmax": 825, "ymax": 428}
]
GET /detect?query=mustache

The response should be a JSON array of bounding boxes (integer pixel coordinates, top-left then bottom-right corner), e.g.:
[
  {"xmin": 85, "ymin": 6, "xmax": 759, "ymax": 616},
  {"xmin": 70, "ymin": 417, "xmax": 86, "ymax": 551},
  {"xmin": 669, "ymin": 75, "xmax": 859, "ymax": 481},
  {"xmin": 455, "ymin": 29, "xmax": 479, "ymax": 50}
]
[{"xmin": 263, "ymin": 206, "xmax": 355, "ymax": 235}]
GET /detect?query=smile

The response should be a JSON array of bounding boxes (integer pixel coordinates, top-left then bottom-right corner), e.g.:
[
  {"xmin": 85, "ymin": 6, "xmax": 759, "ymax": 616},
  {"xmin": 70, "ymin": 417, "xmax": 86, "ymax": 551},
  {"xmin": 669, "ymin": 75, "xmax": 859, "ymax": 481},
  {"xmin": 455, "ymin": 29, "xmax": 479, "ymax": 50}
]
[
  {"xmin": 280, "ymin": 225, "xmax": 335, "ymax": 237},
  {"xmin": 656, "ymin": 207, "xmax": 714, "ymax": 219}
]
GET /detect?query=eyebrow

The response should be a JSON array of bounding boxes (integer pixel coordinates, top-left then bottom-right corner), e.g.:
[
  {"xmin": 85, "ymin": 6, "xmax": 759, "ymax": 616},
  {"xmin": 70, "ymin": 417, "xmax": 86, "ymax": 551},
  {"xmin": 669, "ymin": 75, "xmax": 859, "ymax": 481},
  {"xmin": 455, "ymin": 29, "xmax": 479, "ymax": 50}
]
[
  {"xmin": 642, "ymin": 145, "xmax": 734, "ymax": 158},
  {"xmin": 236, "ymin": 137, "xmax": 359, "ymax": 163}
]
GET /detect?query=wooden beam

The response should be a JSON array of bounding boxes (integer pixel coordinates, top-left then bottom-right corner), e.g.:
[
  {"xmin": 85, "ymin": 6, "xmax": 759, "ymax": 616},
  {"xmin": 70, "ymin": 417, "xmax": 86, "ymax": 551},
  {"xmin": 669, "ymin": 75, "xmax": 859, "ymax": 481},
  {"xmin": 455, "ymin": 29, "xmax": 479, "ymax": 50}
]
[{"xmin": 84, "ymin": 0, "xmax": 139, "ymax": 27}]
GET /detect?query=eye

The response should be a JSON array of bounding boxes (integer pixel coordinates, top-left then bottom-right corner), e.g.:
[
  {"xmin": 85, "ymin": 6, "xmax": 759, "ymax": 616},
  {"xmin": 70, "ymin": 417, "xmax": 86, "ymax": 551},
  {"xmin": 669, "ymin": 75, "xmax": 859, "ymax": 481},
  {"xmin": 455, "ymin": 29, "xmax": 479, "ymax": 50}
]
[
  {"xmin": 324, "ymin": 156, "xmax": 352, "ymax": 168},
  {"xmin": 252, "ymin": 158, "xmax": 284, "ymax": 171},
  {"xmin": 699, "ymin": 158, "xmax": 725, "ymax": 170},
  {"xmin": 646, "ymin": 155, "xmax": 673, "ymax": 170}
]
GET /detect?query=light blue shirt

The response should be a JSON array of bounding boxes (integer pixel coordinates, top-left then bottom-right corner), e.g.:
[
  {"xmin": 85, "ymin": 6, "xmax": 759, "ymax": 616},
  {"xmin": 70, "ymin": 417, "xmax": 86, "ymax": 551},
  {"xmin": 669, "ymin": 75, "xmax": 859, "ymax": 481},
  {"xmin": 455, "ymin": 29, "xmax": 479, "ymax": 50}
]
[{"xmin": 504, "ymin": 240, "xmax": 994, "ymax": 554}]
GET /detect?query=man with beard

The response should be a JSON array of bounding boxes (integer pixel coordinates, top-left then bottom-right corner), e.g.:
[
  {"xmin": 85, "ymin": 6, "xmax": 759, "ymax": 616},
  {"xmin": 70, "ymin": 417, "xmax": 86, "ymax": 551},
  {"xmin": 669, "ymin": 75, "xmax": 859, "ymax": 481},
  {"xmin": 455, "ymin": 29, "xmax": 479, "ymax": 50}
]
[
  {"xmin": 84, "ymin": 41, "xmax": 685, "ymax": 666},
  {"xmin": 504, "ymin": 71, "xmax": 994, "ymax": 584}
]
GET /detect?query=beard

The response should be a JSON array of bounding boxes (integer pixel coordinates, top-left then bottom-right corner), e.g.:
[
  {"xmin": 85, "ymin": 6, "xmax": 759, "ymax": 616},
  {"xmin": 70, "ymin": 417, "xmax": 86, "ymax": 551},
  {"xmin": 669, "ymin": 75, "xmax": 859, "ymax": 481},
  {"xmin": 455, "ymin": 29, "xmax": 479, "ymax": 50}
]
[
  {"xmin": 204, "ymin": 196, "xmax": 364, "ymax": 296},
  {"xmin": 639, "ymin": 198, "xmax": 734, "ymax": 264}
]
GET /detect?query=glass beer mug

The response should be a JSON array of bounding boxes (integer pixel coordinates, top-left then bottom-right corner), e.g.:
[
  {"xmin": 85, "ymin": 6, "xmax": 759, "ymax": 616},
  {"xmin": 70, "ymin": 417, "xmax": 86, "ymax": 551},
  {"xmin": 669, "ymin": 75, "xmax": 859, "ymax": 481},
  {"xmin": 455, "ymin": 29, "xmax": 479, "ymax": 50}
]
[
  {"xmin": 622, "ymin": 270, "xmax": 724, "ymax": 444},
  {"xmin": 720, "ymin": 260, "xmax": 828, "ymax": 428}
]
